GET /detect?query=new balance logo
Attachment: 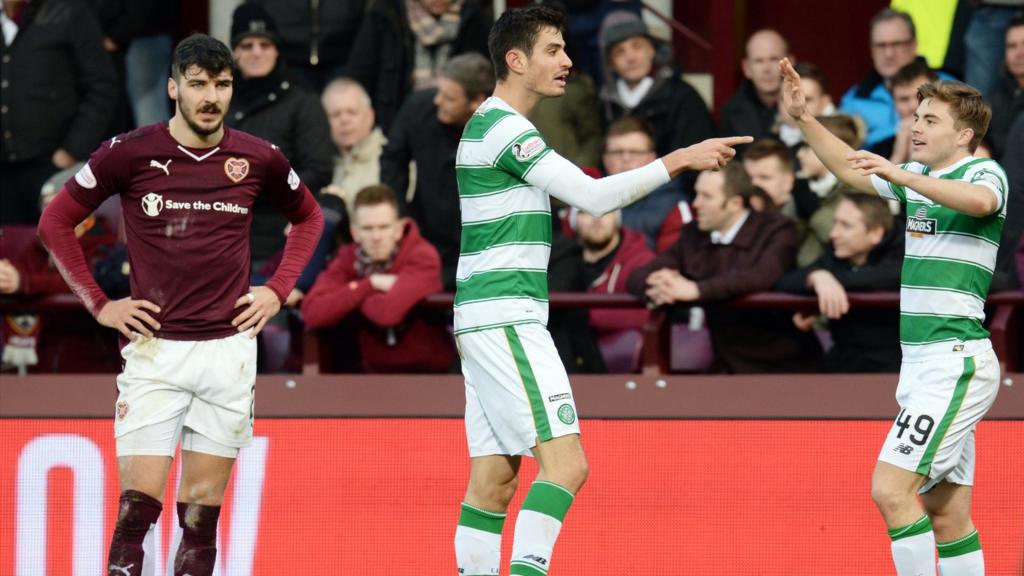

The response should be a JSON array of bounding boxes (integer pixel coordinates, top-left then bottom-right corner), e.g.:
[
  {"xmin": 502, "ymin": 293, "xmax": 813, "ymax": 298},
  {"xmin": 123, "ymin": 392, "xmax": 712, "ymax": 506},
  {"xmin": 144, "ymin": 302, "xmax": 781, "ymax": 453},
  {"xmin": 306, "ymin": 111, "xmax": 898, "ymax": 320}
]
[
  {"xmin": 150, "ymin": 159, "xmax": 171, "ymax": 175},
  {"xmin": 524, "ymin": 554, "xmax": 549, "ymax": 566},
  {"xmin": 108, "ymin": 136, "xmax": 121, "ymax": 149},
  {"xmin": 894, "ymin": 443, "xmax": 915, "ymax": 455},
  {"xmin": 109, "ymin": 563, "xmax": 134, "ymax": 576}
]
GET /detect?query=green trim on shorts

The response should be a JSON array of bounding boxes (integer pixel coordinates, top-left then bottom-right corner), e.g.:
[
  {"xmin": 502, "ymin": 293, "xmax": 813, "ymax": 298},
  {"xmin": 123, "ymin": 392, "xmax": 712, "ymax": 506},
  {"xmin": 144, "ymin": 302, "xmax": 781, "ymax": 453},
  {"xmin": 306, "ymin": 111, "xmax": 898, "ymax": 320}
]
[
  {"xmin": 937, "ymin": 530, "xmax": 982, "ymax": 557},
  {"xmin": 504, "ymin": 325, "xmax": 552, "ymax": 442},
  {"xmin": 916, "ymin": 356, "xmax": 974, "ymax": 475}
]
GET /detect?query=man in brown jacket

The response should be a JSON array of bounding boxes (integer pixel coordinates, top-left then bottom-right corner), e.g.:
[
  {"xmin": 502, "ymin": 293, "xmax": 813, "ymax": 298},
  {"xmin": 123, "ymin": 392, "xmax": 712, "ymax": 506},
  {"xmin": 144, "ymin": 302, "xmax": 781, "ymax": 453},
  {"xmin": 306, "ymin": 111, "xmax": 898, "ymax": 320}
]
[{"xmin": 627, "ymin": 162, "xmax": 822, "ymax": 372}]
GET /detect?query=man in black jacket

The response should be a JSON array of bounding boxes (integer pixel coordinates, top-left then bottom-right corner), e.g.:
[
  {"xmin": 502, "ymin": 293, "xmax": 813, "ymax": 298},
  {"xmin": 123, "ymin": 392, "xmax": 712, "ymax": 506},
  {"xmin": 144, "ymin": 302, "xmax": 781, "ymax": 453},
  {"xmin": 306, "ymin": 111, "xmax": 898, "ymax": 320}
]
[
  {"xmin": 250, "ymin": 0, "xmax": 365, "ymax": 92},
  {"xmin": 380, "ymin": 52, "xmax": 494, "ymax": 290},
  {"xmin": 347, "ymin": 0, "xmax": 492, "ymax": 133},
  {"xmin": 597, "ymin": 15, "xmax": 714, "ymax": 195},
  {"xmin": 0, "ymin": 0, "xmax": 118, "ymax": 225},
  {"xmin": 719, "ymin": 29, "xmax": 790, "ymax": 143},
  {"xmin": 776, "ymin": 193, "xmax": 904, "ymax": 372},
  {"xmin": 226, "ymin": 3, "xmax": 335, "ymax": 269}
]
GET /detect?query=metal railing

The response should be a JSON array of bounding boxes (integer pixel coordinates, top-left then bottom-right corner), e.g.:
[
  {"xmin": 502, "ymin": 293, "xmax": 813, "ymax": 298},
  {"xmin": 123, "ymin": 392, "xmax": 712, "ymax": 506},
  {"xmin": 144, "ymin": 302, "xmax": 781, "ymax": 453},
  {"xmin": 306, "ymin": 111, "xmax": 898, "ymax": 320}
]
[
  {"xmin": 4, "ymin": 291, "xmax": 1022, "ymax": 376},
  {"xmin": 302, "ymin": 291, "xmax": 1024, "ymax": 376}
]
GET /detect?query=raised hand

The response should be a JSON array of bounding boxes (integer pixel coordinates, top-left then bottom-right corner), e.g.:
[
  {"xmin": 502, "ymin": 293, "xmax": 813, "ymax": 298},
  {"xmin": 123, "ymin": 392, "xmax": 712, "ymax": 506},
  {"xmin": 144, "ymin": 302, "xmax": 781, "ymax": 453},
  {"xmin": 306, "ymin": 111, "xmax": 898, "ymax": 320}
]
[
  {"xmin": 847, "ymin": 150, "xmax": 905, "ymax": 184},
  {"xmin": 97, "ymin": 297, "xmax": 162, "ymax": 340},
  {"xmin": 232, "ymin": 286, "xmax": 282, "ymax": 338},
  {"xmin": 780, "ymin": 58, "xmax": 807, "ymax": 121},
  {"xmin": 664, "ymin": 136, "xmax": 753, "ymax": 176}
]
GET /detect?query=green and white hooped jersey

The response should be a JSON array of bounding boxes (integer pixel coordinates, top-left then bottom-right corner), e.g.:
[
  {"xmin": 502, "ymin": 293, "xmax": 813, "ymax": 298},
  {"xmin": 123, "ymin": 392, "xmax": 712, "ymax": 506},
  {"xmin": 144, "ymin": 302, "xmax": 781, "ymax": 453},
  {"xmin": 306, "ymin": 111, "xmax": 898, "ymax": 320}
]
[
  {"xmin": 871, "ymin": 156, "xmax": 1009, "ymax": 360},
  {"xmin": 453, "ymin": 97, "xmax": 555, "ymax": 335}
]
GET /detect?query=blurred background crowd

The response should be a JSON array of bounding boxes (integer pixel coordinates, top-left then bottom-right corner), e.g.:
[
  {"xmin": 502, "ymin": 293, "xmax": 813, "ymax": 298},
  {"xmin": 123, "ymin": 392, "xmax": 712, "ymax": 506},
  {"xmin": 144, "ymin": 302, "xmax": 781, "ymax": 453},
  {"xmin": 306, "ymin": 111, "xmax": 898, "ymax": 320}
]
[{"xmin": 1, "ymin": 0, "xmax": 1022, "ymax": 375}]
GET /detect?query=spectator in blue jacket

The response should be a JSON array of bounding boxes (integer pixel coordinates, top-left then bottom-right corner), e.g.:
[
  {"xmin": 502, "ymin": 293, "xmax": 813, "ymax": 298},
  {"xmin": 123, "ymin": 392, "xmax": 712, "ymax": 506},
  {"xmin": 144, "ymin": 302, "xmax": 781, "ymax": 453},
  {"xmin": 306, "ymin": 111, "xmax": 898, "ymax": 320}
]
[{"xmin": 840, "ymin": 8, "xmax": 952, "ymax": 151}]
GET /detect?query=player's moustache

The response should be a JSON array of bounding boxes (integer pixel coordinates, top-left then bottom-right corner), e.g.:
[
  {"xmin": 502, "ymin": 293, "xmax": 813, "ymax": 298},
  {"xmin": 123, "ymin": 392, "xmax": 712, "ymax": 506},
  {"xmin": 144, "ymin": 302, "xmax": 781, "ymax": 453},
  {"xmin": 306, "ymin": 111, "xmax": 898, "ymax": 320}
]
[{"xmin": 198, "ymin": 105, "xmax": 221, "ymax": 114}]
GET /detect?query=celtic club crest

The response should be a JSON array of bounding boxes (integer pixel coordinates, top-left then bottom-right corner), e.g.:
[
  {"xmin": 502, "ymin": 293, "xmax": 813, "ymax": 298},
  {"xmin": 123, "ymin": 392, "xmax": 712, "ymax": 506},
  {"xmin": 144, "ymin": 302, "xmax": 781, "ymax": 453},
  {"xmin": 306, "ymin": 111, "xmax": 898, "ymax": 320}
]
[{"xmin": 224, "ymin": 157, "xmax": 250, "ymax": 183}]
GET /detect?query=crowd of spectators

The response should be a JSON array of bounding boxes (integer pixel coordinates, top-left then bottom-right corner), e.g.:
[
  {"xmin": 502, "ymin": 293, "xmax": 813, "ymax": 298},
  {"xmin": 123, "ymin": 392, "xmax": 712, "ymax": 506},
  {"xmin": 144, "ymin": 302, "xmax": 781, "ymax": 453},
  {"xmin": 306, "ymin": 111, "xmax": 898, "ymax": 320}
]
[{"xmin": 1, "ymin": 1, "xmax": 1023, "ymax": 375}]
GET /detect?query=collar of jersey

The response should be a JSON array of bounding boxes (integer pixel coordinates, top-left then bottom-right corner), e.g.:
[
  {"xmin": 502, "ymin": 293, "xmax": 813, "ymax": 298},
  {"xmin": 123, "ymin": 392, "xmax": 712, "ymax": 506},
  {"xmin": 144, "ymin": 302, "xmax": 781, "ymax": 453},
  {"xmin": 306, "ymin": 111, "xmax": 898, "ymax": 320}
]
[{"xmin": 928, "ymin": 155, "xmax": 976, "ymax": 178}]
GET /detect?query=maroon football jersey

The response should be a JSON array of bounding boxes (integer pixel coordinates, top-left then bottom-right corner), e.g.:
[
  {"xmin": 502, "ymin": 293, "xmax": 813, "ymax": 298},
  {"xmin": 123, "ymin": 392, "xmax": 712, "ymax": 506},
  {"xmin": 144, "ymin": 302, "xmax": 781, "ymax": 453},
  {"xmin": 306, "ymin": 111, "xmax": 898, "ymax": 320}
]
[{"xmin": 64, "ymin": 123, "xmax": 311, "ymax": 339}]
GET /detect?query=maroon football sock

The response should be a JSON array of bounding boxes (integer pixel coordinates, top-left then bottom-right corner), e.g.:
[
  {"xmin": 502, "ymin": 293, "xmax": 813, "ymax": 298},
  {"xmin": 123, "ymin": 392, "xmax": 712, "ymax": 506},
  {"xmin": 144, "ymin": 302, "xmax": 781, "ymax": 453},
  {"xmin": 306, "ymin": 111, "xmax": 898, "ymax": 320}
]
[
  {"xmin": 173, "ymin": 501, "xmax": 221, "ymax": 576},
  {"xmin": 107, "ymin": 490, "xmax": 162, "ymax": 576}
]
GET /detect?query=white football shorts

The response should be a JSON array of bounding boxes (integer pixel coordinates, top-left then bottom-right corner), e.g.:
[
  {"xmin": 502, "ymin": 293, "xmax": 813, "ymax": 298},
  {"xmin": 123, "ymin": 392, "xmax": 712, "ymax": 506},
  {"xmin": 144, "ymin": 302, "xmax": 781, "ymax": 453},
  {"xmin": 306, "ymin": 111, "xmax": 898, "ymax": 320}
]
[
  {"xmin": 458, "ymin": 323, "xmax": 581, "ymax": 457},
  {"xmin": 113, "ymin": 332, "xmax": 257, "ymax": 458},
  {"xmin": 878, "ymin": 345, "xmax": 1000, "ymax": 492}
]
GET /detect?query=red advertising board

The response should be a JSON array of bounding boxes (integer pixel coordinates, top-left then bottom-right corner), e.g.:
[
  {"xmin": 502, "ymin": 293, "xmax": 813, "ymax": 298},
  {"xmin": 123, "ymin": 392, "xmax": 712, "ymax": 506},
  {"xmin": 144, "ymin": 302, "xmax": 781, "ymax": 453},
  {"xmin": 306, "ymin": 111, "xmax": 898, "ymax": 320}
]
[{"xmin": 1, "ymin": 419, "xmax": 1022, "ymax": 574}]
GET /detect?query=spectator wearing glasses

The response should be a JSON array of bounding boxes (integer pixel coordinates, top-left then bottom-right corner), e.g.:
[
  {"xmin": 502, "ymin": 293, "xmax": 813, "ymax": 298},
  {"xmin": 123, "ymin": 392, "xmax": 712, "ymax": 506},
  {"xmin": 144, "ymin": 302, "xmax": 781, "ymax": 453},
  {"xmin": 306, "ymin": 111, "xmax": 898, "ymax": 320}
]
[
  {"xmin": 600, "ymin": 117, "xmax": 686, "ymax": 248},
  {"xmin": 840, "ymin": 8, "xmax": 952, "ymax": 151}
]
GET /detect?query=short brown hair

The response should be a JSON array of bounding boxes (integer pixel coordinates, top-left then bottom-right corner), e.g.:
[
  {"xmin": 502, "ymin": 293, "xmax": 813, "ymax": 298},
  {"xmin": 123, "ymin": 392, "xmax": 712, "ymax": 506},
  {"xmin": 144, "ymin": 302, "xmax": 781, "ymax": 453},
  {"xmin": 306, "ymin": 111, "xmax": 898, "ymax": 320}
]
[
  {"xmin": 794, "ymin": 61, "xmax": 829, "ymax": 94},
  {"xmin": 840, "ymin": 190, "xmax": 894, "ymax": 234},
  {"xmin": 722, "ymin": 161, "xmax": 755, "ymax": 203},
  {"xmin": 818, "ymin": 114, "xmax": 862, "ymax": 149},
  {"xmin": 917, "ymin": 81, "xmax": 991, "ymax": 152},
  {"xmin": 605, "ymin": 116, "xmax": 655, "ymax": 144},
  {"xmin": 743, "ymin": 138, "xmax": 793, "ymax": 172},
  {"xmin": 891, "ymin": 59, "xmax": 937, "ymax": 89},
  {"xmin": 442, "ymin": 52, "xmax": 495, "ymax": 102},
  {"xmin": 353, "ymin": 184, "xmax": 399, "ymax": 213}
]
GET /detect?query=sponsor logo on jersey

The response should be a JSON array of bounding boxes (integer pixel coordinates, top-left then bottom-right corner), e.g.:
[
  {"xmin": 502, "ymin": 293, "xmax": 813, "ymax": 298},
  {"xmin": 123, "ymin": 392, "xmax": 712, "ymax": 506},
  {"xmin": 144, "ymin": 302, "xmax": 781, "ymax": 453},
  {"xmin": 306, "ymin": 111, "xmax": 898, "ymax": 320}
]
[
  {"xmin": 287, "ymin": 168, "xmax": 300, "ymax": 190},
  {"xmin": 140, "ymin": 192, "xmax": 248, "ymax": 217},
  {"xmin": 224, "ymin": 157, "xmax": 250, "ymax": 183},
  {"xmin": 971, "ymin": 170, "xmax": 1004, "ymax": 192},
  {"xmin": 953, "ymin": 344, "xmax": 964, "ymax": 352},
  {"xmin": 893, "ymin": 443, "xmax": 914, "ymax": 455},
  {"xmin": 523, "ymin": 555, "xmax": 549, "ymax": 567},
  {"xmin": 141, "ymin": 193, "xmax": 164, "ymax": 216},
  {"xmin": 548, "ymin": 393, "xmax": 572, "ymax": 403},
  {"xmin": 557, "ymin": 403, "xmax": 576, "ymax": 425},
  {"xmin": 108, "ymin": 136, "xmax": 121, "ymax": 149},
  {"xmin": 906, "ymin": 216, "xmax": 936, "ymax": 237},
  {"xmin": 149, "ymin": 159, "xmax": 172, "ymax": 176},
  {"xmin": 74, "ymin": 163, "xmax": 97, "ymax": 189},
  {"xmin": 512, "ymin": 136, "xmax": 545, "ymax": 162}
]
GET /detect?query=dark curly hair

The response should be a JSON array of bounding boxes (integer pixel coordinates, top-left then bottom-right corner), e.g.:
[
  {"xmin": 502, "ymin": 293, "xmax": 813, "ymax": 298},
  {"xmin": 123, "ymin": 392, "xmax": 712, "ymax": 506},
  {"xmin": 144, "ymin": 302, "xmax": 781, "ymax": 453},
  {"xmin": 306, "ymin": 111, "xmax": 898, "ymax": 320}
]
[
  {"xmin": 488, "ymin": 5, "xmax": 566, "ymax": 82},
  {"xmin": 171, "ymin": 34, "xmax": 235, "ymax": 80}
]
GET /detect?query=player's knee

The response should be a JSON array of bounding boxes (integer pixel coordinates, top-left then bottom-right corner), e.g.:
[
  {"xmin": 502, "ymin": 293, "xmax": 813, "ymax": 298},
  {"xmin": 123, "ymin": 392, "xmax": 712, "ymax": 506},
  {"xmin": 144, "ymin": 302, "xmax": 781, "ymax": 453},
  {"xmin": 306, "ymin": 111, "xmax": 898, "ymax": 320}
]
[
  {"xmin": 471, "ymin": 475, "xmax": 518, "ymax": 510},
  {"xmin": 179, "ymin": 480, "xmax": 226, "ymax": 506},
  {"xmin": 571, "ymin": 457, "xmax": 590, "ymax": 490},
  {"xmin": 870, "ymin": 479, "xmax": 911, "ymax": 515},
  {"xmin": 496, "ymin": 475, "xmax": 519, "ymax": 508},
  {"xmin": 547, "ymin": 454, "xmax": 588, "ymax": 493},
  {"xmin": 924, "ymin": 504, "xmax": 970, "ymax": 540}
]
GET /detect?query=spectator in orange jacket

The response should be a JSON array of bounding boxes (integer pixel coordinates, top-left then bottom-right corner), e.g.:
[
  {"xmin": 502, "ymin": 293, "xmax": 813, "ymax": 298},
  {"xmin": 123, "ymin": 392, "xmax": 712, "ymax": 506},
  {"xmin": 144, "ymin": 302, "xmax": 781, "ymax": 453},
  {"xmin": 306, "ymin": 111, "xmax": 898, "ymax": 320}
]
[{"xmin": 302, "ymin": 184, "xmax": 454, "ymax": 372}]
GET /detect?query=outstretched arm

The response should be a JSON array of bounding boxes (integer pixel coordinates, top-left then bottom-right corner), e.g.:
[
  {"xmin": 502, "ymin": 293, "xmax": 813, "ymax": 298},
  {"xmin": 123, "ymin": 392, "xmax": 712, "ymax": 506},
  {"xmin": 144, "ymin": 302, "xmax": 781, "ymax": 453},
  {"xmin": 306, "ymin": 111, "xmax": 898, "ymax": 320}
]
[
  {"xmin": 780, "ymin": 58, "xmax": 875, "ymax": 195},
  {"xmin": 847, "ymin": 151, "xmax": 1001, "ymax": 216},
  {"xmin": 526, "ymin": 136, "xmax": 752, "ymax": 216}
]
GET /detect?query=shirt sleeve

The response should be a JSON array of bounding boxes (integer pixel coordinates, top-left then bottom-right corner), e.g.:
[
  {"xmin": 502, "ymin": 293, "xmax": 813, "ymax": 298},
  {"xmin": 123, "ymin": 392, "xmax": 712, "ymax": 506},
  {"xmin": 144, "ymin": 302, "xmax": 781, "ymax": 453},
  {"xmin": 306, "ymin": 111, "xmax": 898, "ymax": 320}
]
[
  {"xmin": 491, "ymin": 118, "xmax": 670, "ymax": 216},
  {"xmin": 261, "ymin": 145, "xmax": 309, "ymax": 214},
  {"xmin": 964, "ymin": 160, "xmax": 1009, "ymax": 215},
  {"xmin": 261, "ymin": 145, "xmax": 325, "ymax": 302},
  {"xmin": 37, "ymin": 189, "xmax": 110, "ymax": 316},
  {"xmin": 63, "ymin": 136, "xmax": 132, "ymax": 210},
  {"xmin": 870, "ymin": 162, "xmax": 913, "ymax": 203}
]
